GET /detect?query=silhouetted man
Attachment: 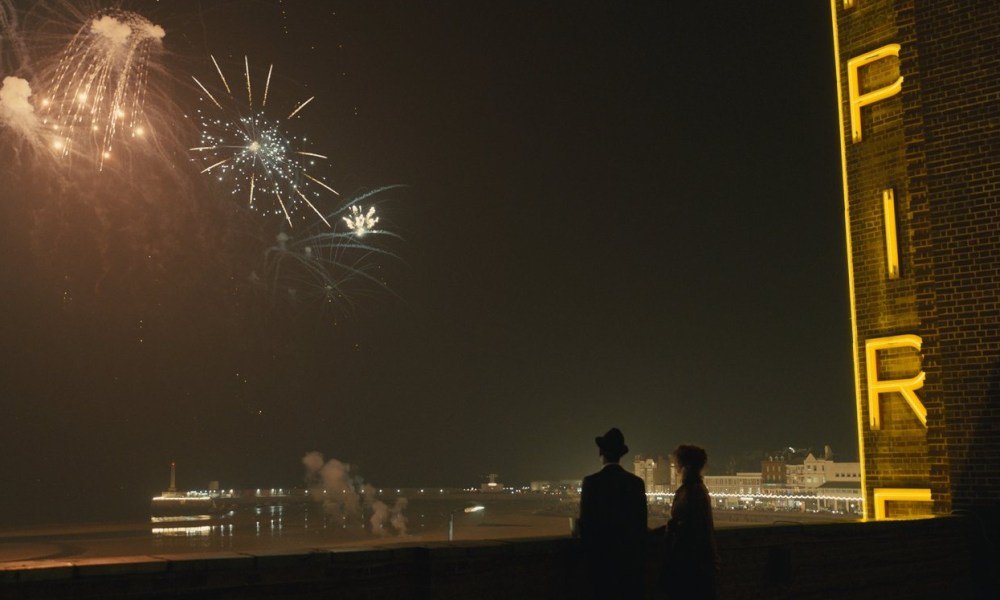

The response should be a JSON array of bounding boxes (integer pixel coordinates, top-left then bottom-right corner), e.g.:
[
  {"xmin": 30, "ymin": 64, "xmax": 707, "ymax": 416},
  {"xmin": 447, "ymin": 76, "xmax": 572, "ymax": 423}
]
[{"xmin": 579, "ymin": 427, "xmax": 648, "ymax": 599}]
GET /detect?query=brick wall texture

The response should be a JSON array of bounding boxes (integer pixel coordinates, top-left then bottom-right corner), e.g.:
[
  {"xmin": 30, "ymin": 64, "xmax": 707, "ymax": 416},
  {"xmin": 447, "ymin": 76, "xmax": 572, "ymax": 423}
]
[{"xmin": 833, "ymin": 0, "xmax": 1000, "ymax": 517}]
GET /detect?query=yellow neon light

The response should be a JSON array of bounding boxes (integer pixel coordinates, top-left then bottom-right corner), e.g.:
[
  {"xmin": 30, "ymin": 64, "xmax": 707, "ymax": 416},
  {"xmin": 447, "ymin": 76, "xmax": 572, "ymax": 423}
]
[
  {"xmin": 865, "ymin": 335, "xmax": 927, "ymax": 429},
  {"xmin": 843, "ymin": 0, "xmax": 855, "ymax": 9},
  {"xmin": 873, "ymin": 488, "xmax": 931, "ymax": 520},
  {"xmin": 831, "ymin": 0, "xmax": 867, "ymax": 518},
  {"xmin": 883, "ymin": 189, "xmax": 899, "ymax": 279},
  {"xmin": 847, "ymin": 43, "xmax": 903, "ymax": 143}
]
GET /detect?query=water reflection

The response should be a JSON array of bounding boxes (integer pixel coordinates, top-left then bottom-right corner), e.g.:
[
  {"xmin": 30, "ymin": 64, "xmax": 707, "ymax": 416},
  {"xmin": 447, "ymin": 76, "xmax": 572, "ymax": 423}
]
[
  {"xmin": 150, "ymin": 504, "xmax": 296, "ymax": 544},
  {"xmin": 150, "ymin": 515, "xmax": 212, "ymax": 524},
  {"xmin": 143, "ymin": 495, "xmax": 572, "ymax": 555},
  {"xmin": 148, "ymin": 500, "xmax": 401, "ymax": 545},
  {"xmin": 0, "ymin": 496, "xmax": 577, "ymax": 562},
  {"xmin": 151, "ymin": 526, "xmax": 211, "ymax": 537}
]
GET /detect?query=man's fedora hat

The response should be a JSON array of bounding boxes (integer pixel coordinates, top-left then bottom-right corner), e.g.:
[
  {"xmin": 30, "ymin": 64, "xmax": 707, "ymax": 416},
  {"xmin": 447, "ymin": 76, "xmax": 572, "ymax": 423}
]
[{"xmin": 595, "ymin": 427, "xmax": 629, "ymax": 456}]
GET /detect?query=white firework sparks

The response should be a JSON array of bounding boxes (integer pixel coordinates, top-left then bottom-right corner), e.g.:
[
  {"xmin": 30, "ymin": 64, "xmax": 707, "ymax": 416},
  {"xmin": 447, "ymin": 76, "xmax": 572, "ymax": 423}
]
[
  {"xmin": 36, "ymin": 9, "xmax": 165, "ymax": 168},
  {"xmin": 343, "ymin": 205, "xmax": 379, "ymax": 237},
  {"xmin": 191, "ymin": 56, "xmax": 339, "ymax": 228}
]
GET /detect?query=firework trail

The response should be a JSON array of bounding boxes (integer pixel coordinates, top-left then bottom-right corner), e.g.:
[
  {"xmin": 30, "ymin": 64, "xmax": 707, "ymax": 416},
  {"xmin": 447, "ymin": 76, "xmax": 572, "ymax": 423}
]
[
  {"xmin": 191, "ymin": 56, "xmax": 340, "ymax": 228},
  {"xmin": 0, "ymin": 3, "xmax": 238, "ymax": 319},
  {"xmin": 0, "ymin": 0, "xmax": 32, "ymax": 75},
  {"xmin": 254, "ymin": 186, "xmax": 404, "ymax": 312},
  {"xmin": 33, "ymin": 8, "xmax": 166, "ymax": 168}
]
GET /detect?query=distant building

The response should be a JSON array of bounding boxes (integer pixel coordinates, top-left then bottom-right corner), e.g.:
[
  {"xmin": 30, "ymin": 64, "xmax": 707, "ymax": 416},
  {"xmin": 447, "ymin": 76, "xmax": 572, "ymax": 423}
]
[
  {"xmin": 787, "ymin": 453, "xmax": 861, "ymax": 490},
  {"xmin": 651, "ymin": 452, "xmax": 865, "ymax": 515},
  {"xmin": 761, "ymin": 447, "xmax": 819, "ymax": 486},
  {"xmin": 529, "ymin": 480, "xmax": 581, "ymax": 495},
  {"xmin": 703, "ymin": 473, "xmax": 763, "ymax": 508},
  {"xmin": 480, "ymin": 473, "xmax": 505, "ymax": 493},
  {"xmin": 633, "ymin": 455, "xmax": 671, "ymax": 494},
  {"xmin": 761, "ymin": 457, "xmax": 787, "ymax": 486},
  {"xmin": 816, "ymin": 481, "xmax": 863, "ymax": 514}
]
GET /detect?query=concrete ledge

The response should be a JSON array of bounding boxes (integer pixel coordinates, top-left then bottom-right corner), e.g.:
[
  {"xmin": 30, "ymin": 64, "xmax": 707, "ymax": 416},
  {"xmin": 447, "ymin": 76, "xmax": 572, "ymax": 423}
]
[
  {"xmin": 0, "ymin": 561, "xmax": 75, "ymax": 583},
  {"xmin": 147, "ymin": 552, "xmax": 255, "ymax": 571},
  {"xmin": 72, "ymin": 556, "xmax": 169, "ymax": 577},
  {"xmin": 0, "ymin": 516, "xmax": 992, "ymax": 599}
]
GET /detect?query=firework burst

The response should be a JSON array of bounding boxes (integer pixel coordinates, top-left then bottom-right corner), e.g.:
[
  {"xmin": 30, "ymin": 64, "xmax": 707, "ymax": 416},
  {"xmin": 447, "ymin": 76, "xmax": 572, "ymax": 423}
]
[
  {"xmin": 254, "ymin": 186, "xmax": 404, "ymax": 312},
  {"xmin": 191, "ymin": 56, "xmax": 339, "ymax": 228},
  {"xmin": 343, "ymin": 205, "xmax": 379, "ymax": 237},
  {"xmin": 34, "ymin": 8, "xmax": 166, "ymax": 168}
]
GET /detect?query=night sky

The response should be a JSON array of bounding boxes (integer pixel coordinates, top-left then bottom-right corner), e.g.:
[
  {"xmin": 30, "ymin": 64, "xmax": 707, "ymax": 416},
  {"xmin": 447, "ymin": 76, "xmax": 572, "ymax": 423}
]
[{"xmin": 0, "ymin": 1, "xmax": 855, "ymax": 525}]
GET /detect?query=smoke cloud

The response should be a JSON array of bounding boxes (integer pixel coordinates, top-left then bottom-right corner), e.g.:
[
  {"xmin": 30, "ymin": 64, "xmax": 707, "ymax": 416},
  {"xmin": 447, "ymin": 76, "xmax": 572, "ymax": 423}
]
[
  {"xmin": 370, "ymin": 497, "xmax": 408, "ymax": 536},
  {"xmin": 302, "ymin": 451, "xmax": 408, "ymax": 536},
  {"xmin": 90, "ymin": 15, "xmax": 165, "ymax": 47},
  {"xmin": 0, "ymin": 76, "xmax": 38, "ymax": 138},
  {"xmin": 141, "ymin": 23, "xmax": 166, "ymax": 40},
  {"xmin": 91, "ymin": 16, "xmax": 133, "ymax": 46}
]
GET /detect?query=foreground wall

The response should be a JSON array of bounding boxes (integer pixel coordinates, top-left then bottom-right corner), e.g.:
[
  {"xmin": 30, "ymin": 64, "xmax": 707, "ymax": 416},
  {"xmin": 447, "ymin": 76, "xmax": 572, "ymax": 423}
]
[{"xmin": 0, "ymin": 516, "xmax": 991, "ymax": 599}]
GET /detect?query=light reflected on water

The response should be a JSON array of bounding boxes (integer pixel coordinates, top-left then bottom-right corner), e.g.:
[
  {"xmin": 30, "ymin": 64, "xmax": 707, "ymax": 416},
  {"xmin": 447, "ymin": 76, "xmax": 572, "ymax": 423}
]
[
  {"xmin": 0, "ymin": 496, "xmax": 576, "ymax": 561},
  {"xmin": 151, "ymin": 526, "xmax": 212, "ymax": 537},
  {"xmin": 141, "ymin": 495, "xmax": 572, "ymax": 554},
  {"xmin": 151, "ymin": 505, "xmax": 289, "ymax": 543},
  {"xmin": 150, "ymin": 515, "xmax": 213, "ymax": 524}
]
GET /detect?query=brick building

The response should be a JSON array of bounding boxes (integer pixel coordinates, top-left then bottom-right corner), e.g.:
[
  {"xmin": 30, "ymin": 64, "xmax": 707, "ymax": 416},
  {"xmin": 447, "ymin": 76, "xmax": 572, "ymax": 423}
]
[
  {"xmin": 761, "ymin": 457, "xmax": 786, "ymax": 486},
  {"xmin": 831, "ymin": 1, "xmax": 1000, "ymax": 518}
]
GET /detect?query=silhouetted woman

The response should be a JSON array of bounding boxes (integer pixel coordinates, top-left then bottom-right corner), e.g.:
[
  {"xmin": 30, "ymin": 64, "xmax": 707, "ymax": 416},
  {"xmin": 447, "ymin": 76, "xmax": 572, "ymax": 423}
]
[{"xmin": 663, "ymin": 444, "xmax": 719, "ymax": 599}]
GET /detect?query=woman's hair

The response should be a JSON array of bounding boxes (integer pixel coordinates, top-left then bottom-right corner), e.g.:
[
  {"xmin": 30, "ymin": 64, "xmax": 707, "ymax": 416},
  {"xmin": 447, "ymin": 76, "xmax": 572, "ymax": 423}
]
[{"xmin": 674, "ymin": 444, "xmax": 708, "ymax": 474}]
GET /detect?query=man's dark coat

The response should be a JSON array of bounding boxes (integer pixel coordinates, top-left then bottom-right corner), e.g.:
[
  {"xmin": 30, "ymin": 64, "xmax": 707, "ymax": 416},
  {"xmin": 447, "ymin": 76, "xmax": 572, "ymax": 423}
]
[{"xmin": 579, "ymin": 463, "xmax": 648, "ymax": 598}]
